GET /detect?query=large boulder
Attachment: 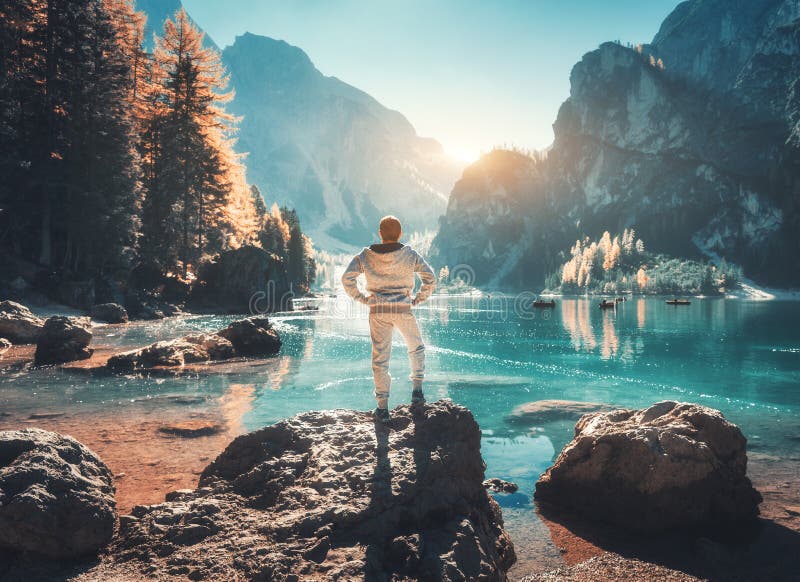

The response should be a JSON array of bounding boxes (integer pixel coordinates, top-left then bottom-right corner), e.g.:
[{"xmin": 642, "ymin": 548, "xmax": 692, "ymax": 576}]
[
  {"xmin": 110, "ymin": 400, "xmax": 515, "ymax": 580},
  {"xmin": 534, "ymin": 401, "xmax": 762, "ymax": 532},
  {"xmin": 90, "ymin": 302, "xmax": 128, "ymax": 324},
  {"xmin": 0, "ymin": 428, "xmax": 116, "ymax": 558},
  {"xmin": 0, "ymin": 300, "xmax": 44, "ymax": 344},
  {"xmin": 217, "ymin": 316, "xmax": 281, "ymax": 356},
  {"xmin": 190, "ymin": 245, "xmax": 293, "ymax": 313},
  {"xmin": 34, "ymin": 316, "xmax": 93, "ymax": 365}
]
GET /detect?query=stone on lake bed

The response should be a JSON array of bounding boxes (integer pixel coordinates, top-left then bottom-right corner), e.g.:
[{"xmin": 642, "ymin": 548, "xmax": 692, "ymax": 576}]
[
  {"xmin": 535, "ymin": 401, "xmax": 762, "ymax": 532},
  {"xmin": 158, "ymin": 420, "xmax": 224, "ymax": 438},
  {"xmin": 484, "ymin": 478, "xmax": 519, "ymax": 493},
  {"xmin": 507, "ymin": 399, "xmax": 616, "ymax": 424}
]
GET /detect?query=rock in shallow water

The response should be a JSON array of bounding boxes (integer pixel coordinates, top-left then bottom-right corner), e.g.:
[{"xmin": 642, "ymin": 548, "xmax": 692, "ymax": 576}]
[
  {"xmin": 217, "ymin": 315, "xmax": 281, "ymax": 356},
  {"xmin": 534, "ymin": 401, "xmax": 762, "ymax": 532},
  {"xmin": 105, "ymin": 317, "xmax": 277, "ymax": 371},
  {"xmin": 34, "ymin": 316, "xmax": 93, "ymax": 365},
  {"xmin": 112, "ymin": 400, "xmax": 515, "ymax": 580},
  {"xmin": 0, "ymin": 300, "xmax": 44, "ymax": 344},
  {"xmin": 508, "ymin": 400, "xmax": 615, "ymax": 425},
  {"xmin": 0, "ymin": 428, "xmax": 116, "ymax": 558},
  {"xmin": 90, "ymin": 302, "xmax": 129, "ymax": 324}
]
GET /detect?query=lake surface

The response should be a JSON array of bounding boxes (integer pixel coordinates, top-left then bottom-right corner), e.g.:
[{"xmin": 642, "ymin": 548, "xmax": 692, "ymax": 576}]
[{"xmin": 2, "ymin": 296, "xmax": 799, "ymax": 572}]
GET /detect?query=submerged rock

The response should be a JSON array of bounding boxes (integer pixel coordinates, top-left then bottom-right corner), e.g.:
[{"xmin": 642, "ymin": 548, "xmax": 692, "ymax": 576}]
[
  {"xmin": 0, "ymin": 300, "xmax": 44, "ymax": 344},
  {"xmin": 0, "ymin": 428, "xmax": 116, "ymax": 558},
  {"xmin": 90, "ymin": 302, "xmax": 129, "ymax": 324},
  {"xmin": 105, "ymin": 317, "xmax": 274, "ymax": 372},
  {"xmin": 158, "ymin": 420, "xmax": 224, "ymax": 438},
  {"xmin": 508, "ymin": 400, "xmax": 615, "ymax": 424},
  {"xmin": 34, "ymin": 316, "xmax": 93, "ymax": 365},
  {"xmin": 484, "ymin": 478, "xmax": 519, "ymax": 494},
  {"xmin": 535, "ymin": 401, "xmax": 762, "ymax": 532},
  {"xmin": 110, "ymin": 400, "xmax": 515, "ymax": 580}
]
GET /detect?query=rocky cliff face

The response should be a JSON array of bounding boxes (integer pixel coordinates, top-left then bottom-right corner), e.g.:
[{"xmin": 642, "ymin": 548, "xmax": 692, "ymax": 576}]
[
  {"xmin": 433, "ymin": 0, "xmax": 800, "ymax": 288},
  {"xmin": 223, "ymin": 34, "xmax": 462, "ymax": 250}
]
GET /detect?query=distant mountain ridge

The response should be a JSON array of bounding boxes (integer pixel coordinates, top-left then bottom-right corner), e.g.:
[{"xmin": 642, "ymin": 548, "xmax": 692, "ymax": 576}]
[
  {"xmin": 222, "ymin": 33, "xmax": 461, "ymax": 250},
  {"xmin": 432, "ymin": 0, "xmax": 800, "ymax": 288},
  {"xmin": 135, "ymin": 2, "xmax": 462, "ymax": 251}
]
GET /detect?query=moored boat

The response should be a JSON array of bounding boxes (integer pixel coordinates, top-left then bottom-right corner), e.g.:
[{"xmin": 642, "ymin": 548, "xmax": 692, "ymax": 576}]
[
  {"xmin": 599, "ymin": 300, "xmax": 616, "ymax": 309},
  {"xmin": 533, "ymin": 299, "xmax": 556, "ymax": 308},
  {"xmin": 665, "ymin": 299, "xmax": 691, "ymax": 305}
]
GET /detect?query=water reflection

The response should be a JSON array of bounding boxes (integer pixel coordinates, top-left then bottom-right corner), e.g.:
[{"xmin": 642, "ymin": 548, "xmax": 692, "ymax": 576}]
[
  {"xmin": 637, "ymin": 299, "xmax": 646, "ymax": 329},
  {"xmin": 561, "ymin": 299, "xmax": 596, "ymax": 352},
  {"xmin": 600, "ymin": 311, "xmax": 619, "ymax": 360}
]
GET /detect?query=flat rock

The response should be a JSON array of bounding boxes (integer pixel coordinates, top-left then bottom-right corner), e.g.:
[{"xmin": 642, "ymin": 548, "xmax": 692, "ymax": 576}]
[
  {"xmin": 158, "ymin": 421, "xmax": 224, "ymax": 438},
  {"xmin": 0, "ymin": 428, "xmax": 116, "ymax": 558},
  {"xmin": 34, "ymin": 316, "xmax": 93, "ymax": 365},
  {"xmin": 520, "ymin": 552, "xmax": 703, "ymax": 582},
  {"xmin": 108, "ymin": 400, "xmax": 515, "ymax": 580},
  {"xmin": 107, "ymin": 335, "xmax": 229, "ymax": 371},
  {"xmin": 90, "ymin": 303, "xmax": 129, "ymax": 324},
  {"xmin": 535, "ymin": 401, "xmax": 762, "ymax": 532},
  {"xmin": 508, "ymin": 400, "xmax": 616, "ymax": 424},
  {"xmin": 0, "ymin": 300, "xmax": 44, "ymax": 344},
  {"xmin": 105, "ymin": 317, "xmax": 277, "ymax": 372}
]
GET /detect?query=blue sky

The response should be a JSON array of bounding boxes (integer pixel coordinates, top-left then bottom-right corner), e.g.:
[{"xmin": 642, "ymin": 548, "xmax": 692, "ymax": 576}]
[{"xmin": 182, "ymin": 0, "xmax": 680, "ymax": 161}]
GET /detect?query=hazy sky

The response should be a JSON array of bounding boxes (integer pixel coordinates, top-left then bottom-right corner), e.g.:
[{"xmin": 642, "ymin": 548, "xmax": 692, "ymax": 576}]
[{"xmin": 182, "ymin": 0, "xmax": 680, "ymax": 161}]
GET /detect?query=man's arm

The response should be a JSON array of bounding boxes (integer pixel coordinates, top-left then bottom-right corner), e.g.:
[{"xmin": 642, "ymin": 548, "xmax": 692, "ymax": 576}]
[
  {"xmin": 412, "ymin": 252, "xmax": 437, "ymax": 305},
  {"xmin": 341, "ymin": 253, "xmax": 369, "ymax": 304}
]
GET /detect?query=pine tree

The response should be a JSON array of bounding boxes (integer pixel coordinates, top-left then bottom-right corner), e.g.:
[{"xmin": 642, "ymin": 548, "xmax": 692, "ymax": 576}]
[
  {"xmin": 140, "ymin": 9, "xmax": 236, "ymax": 276},
  {"xmin": 0, "ymin": 0, "xmax": 141, "ymax": 273}
]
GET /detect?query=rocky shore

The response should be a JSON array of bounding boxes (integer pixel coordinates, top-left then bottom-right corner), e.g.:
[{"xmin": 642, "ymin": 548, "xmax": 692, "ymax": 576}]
[
  {"xmin": 1, "ymin": 362, "xmax": 798, "ymax": 581},
  {"xmin": 0, "ymin": 401, "xmax": 516, "ymax": 580}
]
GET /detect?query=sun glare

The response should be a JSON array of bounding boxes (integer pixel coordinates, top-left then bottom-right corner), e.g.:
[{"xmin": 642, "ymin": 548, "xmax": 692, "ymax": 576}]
[{"xmin": 446, "ymin": 146, "xmax": 481, "ymax": 164}]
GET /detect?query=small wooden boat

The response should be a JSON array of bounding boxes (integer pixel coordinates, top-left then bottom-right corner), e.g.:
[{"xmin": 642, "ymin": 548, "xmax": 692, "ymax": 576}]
[
  {"xmin": 665, "ymin": 299, "xmax": 691, "ymax": 305},
  {"xmin": 533, "ymin": 299, "xmax": 555, "ymax": 308},
  {"xmin": 599, "ymin": 300, "xmax": 616, "ymax": 309},
  {"xmin": 615, "ymin": 297, "xmax": 626, "ymax": 303}
]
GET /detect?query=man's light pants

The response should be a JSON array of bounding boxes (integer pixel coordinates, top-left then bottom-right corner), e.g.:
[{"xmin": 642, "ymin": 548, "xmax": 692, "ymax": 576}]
[{"xmin": 368, "ymin": 311, "xmax": 425, "ymax": 409}]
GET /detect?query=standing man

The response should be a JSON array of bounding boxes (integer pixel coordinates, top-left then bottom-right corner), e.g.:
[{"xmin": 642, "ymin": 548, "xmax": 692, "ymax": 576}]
[{"xmin": 341, "ymin": 215, "xmax": 436, "ymax": 422}]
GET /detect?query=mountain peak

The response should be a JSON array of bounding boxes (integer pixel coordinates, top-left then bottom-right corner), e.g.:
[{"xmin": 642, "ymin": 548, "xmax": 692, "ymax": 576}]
[{"xmin": 229, "ymin": 33, "xmax": 314, "ymax": 68}]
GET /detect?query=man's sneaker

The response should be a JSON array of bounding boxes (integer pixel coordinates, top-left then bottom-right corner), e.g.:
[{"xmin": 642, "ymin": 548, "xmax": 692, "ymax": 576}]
[
  {"xmin": 373, "ymin": 407, "xmax": 390, "ymax": 423},
  {"xmin": 411, "ymin": 389, "xmax": 425, "ymax": 408}
]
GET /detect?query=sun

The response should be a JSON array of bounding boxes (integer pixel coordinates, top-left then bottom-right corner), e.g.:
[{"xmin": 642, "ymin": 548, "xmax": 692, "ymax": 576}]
[{"xmin": 446, "ymin": 146, "xmax": 481, "ymax": 164}]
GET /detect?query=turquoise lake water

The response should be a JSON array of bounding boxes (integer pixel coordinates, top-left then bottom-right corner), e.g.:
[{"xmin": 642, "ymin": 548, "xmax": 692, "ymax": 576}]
[{"xmin": 1, "ymin": 296, "xmax": 799, "ymax": 570}]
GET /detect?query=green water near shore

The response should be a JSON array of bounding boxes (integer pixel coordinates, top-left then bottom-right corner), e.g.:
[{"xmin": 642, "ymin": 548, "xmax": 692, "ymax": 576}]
[{"xmin": 2, "ymin": 296, "xmax": 799, "ymax": 571}]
